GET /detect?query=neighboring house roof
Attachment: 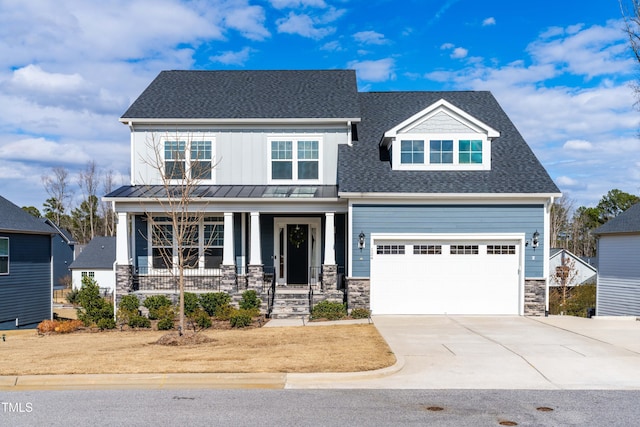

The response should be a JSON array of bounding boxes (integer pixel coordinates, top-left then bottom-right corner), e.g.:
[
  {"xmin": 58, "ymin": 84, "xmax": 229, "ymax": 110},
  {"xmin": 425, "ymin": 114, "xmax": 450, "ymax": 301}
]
[
  {"xmin": 42, "ymin": 218, "xmax": 75, "ymax": 244},
  {"xmin": 69, "ymin": 236, "xmax": 116, "ymax": 270},
  {"xmin": 549, "ymin": 248, "xmax": 597, "ymax": 274},
  {"xmin": 593, "ymin": 202, "xmax": 640, "ymax": 235},
  {"xmin": 121, "ymin": 70, "xmax": 361, "ymax": 120},
  {"xmin": 339, "ymin": 91, "xmax": 561, "ymax": 195},
  {"xmin": 105, "ymin": 185, "xmax": 338, "ymax": 200},
  {"xmin": 0, "ymin": 195, "xmax": 55, "ymax": 234}
]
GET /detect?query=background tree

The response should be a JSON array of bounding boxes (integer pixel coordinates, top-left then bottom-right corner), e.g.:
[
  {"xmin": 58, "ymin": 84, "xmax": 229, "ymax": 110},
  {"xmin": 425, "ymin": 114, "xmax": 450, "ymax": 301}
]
[
  {"xmin": 550, "ymin": 196, "xmax": 573, "ymax": 248},
  {"xmin": 78, "ymin": 160, "xmax": 100, "ymax": 240},
  {"xmin": 42, "ymin": 166, "xmax": 73, "ymax": 228},
  {"xmin": 22, "ymin": 206, "xmax": 41, "ymax": 218},
  {"xmin": 101, "ymin": 169, "xmax": 116, "ymax": 236},
  {"xmin": 596, "ymin": 189, "xmax": 640, "ymax": 222},
  {"xmin": 71, "ymin": 195, "xmax": 100, "ymax": 244}
]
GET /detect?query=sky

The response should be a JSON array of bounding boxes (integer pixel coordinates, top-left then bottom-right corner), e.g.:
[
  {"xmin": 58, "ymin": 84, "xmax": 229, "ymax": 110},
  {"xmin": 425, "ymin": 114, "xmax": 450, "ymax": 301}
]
[{"xmin": 0, "ymin": 0, "xmax": 639, "ymax": 213}]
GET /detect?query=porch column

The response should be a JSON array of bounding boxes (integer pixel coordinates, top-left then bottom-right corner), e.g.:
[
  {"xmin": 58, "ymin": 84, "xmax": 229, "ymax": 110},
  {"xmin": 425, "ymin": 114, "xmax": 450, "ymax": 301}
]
[
  {"xmin": 322, "ymin": 212, "xmax": 338, "ymax": 291},
  {"xmin": 222, "ymin": 212, "xmax": 235, "ymax": 265},
  {"xmin": 220, "ymin": 212, "xmax": 237, "ymax": 292},
  {"xmin": 116, "ymin": 212, "xmax": 129, "ymax": 265},
  {"xmin": 249, "ymin": 212, "xmax": 262, "ymax": 265},
  {"xmin": 248, "ymin": 211, "xmax": 264, "ymax": 291},
  {"xmin": 323, "ymin": 212, "xmax": 336, "ymax": 265}
]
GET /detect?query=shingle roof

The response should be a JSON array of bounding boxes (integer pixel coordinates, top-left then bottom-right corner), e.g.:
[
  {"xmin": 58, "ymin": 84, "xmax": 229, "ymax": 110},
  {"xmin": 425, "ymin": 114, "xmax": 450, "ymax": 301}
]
[
  {"xmin": 0, "ymin": 195, "xmax": 55, "ymax": 234},
  {"xmin": 69, "ymin": 236, "xmax": 116, "ymax": 270},
  {"xmin": 121, "ymin": 70, "xmax": 360, "ymax": 120},
  {"xmin": 338, "ymin": 91, "xmax": 561, "ymax": 194},
  {"xmin": 593, "ymin": 202, "xmax": 640, "ymax": 235}
]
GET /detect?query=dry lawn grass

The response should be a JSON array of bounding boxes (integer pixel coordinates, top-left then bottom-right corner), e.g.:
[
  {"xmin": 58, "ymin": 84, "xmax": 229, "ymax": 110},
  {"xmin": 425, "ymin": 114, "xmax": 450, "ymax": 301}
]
[{"xmin": 0, "ymin": 324, "xmax": 395, "ymax": 375}]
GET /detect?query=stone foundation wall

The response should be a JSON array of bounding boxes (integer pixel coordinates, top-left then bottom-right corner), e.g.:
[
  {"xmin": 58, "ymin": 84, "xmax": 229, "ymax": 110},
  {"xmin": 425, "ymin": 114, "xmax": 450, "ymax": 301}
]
[
  {"xmin": 346, "ymin": 277, "xmax": 370, "ymax": 313},
  {"xmin": 322, "ymin": 264, "xmax": 337, "ymax": 291},
  {"xmin": 247, "ymin": 264, "xmax": 264, "ymax": 291},
  {"xmin": 115, "ymin": 264, "xmax": 133, "ymax": 305},
  {"xmin": 524, "ymin": 278, "xmax": 546, "ymax": 316}
]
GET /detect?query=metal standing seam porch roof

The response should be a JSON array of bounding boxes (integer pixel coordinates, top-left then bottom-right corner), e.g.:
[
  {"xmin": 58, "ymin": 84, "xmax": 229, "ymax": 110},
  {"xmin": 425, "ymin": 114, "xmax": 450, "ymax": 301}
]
[{"xmin": 104, "ymin": 185, "xmax": 339, "ymax": 200}]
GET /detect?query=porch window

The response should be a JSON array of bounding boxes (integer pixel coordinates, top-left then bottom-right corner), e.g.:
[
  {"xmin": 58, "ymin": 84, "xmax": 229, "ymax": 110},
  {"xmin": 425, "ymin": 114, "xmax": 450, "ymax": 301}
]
[
  {"xmin": 269, "ymin": 137, "xmax": 320, "ymax": 182},
  {"xmin": 149, "ymin": 216, "xmax": 223, "ymax": 270},
  {"xmin": 0, "ymin": 237, "xmax": 8, "ymax": 274}
]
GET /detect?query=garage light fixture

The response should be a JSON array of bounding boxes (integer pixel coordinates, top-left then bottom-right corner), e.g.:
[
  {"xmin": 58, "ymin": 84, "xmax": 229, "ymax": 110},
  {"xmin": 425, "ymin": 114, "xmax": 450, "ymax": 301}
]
[
  {"xmin": 358, "ymin": 231, "xmax": 366, "ymax": 250},
  {"xmin": 525, "ymin": 230, "xmax": 540, "ymax": 250}
]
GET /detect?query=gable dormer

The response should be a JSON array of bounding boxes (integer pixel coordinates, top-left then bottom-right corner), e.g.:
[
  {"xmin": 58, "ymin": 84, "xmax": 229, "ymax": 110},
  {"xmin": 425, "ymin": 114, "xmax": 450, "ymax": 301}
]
[{"xmin": 381, "ymin": 99, "xmax": 500, "ymax": 171}]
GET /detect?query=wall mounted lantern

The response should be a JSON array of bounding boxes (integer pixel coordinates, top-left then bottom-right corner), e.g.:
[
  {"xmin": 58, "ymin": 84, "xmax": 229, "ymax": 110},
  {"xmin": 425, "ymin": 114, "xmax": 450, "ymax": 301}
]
[
  {"xmin": 358, "ymin": 231, "xmax": 366, "ymax": 250},
  {"xmin": 525, "ymin": 230, "xmax": 540, "ymax": 250}
]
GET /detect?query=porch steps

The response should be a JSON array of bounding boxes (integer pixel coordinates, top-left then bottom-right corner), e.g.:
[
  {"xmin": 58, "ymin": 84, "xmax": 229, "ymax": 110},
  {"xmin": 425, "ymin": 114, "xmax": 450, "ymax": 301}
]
[{"xmin": 270, "ymin": 287, "xmax": 310, "ymax": 319}]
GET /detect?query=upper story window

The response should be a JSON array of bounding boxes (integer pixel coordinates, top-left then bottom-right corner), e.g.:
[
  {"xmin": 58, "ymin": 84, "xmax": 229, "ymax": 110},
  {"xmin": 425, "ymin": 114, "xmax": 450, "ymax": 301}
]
[
  {"xmin": 269, "ymin": 137, "xmax": 321, "ymax": 183},
  {"xmin": 0, "ymin": 237, "xmax": 8, "ymax": 275},
  {"xmin": 458, "ymin": 140, "xmax": 482, "ymax": 164},
  {"xmin": 164, "ymin": 140, "xmax": 212, "ymax": 180},
  {"xmin": 400, "ymin": 140, "xmax": 424, "ymax": 164},
  {"xmin": 429, "ymin": 140, "xmax": 454, "ymax": 164}
]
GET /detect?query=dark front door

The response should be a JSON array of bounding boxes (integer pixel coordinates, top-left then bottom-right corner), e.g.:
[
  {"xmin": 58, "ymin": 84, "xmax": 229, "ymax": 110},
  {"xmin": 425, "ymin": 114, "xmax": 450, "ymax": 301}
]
[{"xmin": 287, "ymin": 224, "xmax": 308, "ymax": 284}]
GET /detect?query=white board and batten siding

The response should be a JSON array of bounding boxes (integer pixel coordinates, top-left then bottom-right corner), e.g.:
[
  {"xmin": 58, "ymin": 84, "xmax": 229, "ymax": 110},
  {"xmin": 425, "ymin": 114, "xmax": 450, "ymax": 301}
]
[{"xmin": 597, "ymin": 234, "xmax": 640, "ymax": 316}]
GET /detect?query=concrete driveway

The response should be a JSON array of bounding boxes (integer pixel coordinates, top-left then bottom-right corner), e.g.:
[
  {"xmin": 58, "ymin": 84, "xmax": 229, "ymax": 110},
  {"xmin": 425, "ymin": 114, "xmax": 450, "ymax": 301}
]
[{"xmin": 287, "ymin": 315, "xmax": 640, "ymax": 389}]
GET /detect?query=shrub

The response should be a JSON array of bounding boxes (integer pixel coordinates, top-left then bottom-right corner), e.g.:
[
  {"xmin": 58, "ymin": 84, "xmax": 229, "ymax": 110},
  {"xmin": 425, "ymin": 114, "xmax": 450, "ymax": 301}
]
[
  {"xmin": 96, "ymin": 317, "xmax": 116, "ymax": 330},
  {"xmin": 350, "ymin": 308, "xmax": 371, "ymax": 319},
  {"xmin": 549, "ymin": 284, "xmax": 596, "ymax": 317},
  {"xmin": 188, "ymin": 308, "xmax": 212, "ymax": 331},
  {"xmin": 215, "ymin": 304, "xmax": 236, "ymax": 321},
  {"xmin": 239, "ymin": 290, "xmax": 261, "ymax": 311},
  {"xmin": 310, "ymin": 300, "xmax": 346, "ymax": 321},
  {"xmin": 119, "ymin": 294, "xmax": 140, "ymax": 312},
  {"xmin": 76, "ymin": 276, "xmax": 115, "ymax": 327},
  {"xmin": 157, "ymin": 316, "xmax": 175, "ymax": 331},
  {"xmin": 128, "ymin": 315, "xmax": 151, "ymax": 328},
  {"xmin": 230, "ymin": 309, "xmax": 253, "ymax": 328},
  {"xmin": 66, "ymin": 288, "xmax": 80, "ymax": 305},
  {"xmin": 38, "ymin": 319, "xmax": 84, "ymax": 334},
  {"xmin": 199, "ymin": 292, "xmax": 232, "ymax": 317},
  {"xmin": 183, "ymin": 292, "xmax": 200, "ymax": 316},
  {"xmin": 143, "ymin": 295, "xmax": 173, "ymax": 320}
]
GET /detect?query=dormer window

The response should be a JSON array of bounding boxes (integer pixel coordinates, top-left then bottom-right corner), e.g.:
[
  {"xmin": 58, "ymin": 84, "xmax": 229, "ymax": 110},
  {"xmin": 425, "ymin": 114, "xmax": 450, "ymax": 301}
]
[{"xmin": 383, "ymin": 99, "xmax": 499, "ymax": 172}]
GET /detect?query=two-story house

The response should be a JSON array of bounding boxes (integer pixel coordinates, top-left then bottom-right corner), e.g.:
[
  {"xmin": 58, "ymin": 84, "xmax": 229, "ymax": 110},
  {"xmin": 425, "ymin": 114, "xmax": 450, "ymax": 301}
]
[{"xmin": 105, "ymin": 69, "xmax": 561, "ymax": 318}]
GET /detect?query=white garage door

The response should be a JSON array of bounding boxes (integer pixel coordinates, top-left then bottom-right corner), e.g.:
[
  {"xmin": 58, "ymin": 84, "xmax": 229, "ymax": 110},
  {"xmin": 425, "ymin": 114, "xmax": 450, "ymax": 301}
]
[{"xmin": 370, "ymin": 238, "xmax": 521, "ymax": 315}]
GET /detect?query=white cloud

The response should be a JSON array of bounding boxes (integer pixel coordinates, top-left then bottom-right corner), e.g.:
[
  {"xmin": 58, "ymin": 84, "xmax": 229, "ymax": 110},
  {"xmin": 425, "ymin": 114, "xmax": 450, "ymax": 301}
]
[
  {"xmin": 210, "ymin": 47, "xmax": 255, "ymax": 65},
  {"xmin": 353, "ymin": 31, "xmax": 388, "ymax": 45},
  {"xmin": 10, "ymin": 65, "xmax": 85, "ymax": 93},
  {"xmin": 483, "ymin": 17, "xmax": 496, "ymax": 26},
  {"xmin": 440, "ymin": 43, "xmax": 455, "ymax": 50},
  {"xmin": 0, "ymin": 137, "xmax": 91, "ymax": 164},
  {"xmin": 347, "ymin": 58, "xmax": 396, "ymax": 82},
  {"xmin": 276, "ymin": 12, "xmax": 335, "ymax": 39},
  {"xmin": 451, "ymin": 47, "xmax": 469, "ymax": 59},
  {"xmin": 556, "ymin": 176, "xmax": 579, "ymax": 186},
  {"xmin": 224, "ymin": 5, "xmax": 270, "ymax": 40},
  {"xmin": 563, "ymin": 139, "xmax": 594, "ymax": 150},
  {"xmin": 270, "ymin": 0, "xmax": 327, "ymax": 9},
  {"xmin": 320, "ymin": 40, "xmax": 343, "ymax": 51}
]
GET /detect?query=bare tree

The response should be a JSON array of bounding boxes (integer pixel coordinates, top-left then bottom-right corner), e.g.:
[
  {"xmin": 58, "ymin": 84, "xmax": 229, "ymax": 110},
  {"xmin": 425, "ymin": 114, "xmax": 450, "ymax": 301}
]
[
  {"xmin": 550, "ymin": 196, "xmax": 574, "ymax": 249},
  {"xmin": 550, "ymin": 256, "xmax": 580, "ymax": 315},
  {"xmin": 139, "ymin": 132, "xmax": 217, "ymax": 333},
  {"xmin": 42, "ymin": 166, "xmax": 73, "ymax": 227},
  {"xmin": 78, "ymin": 160, "xmax": 100, "ymax": 240},
  {"xmin": 101, "ymin": 169, "xmax": 116, "ymax": 236}
]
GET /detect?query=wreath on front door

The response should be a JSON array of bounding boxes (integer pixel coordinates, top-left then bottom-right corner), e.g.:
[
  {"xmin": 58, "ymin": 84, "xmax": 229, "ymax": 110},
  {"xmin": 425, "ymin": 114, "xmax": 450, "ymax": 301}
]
[{"xmin": 289, "ymin": 225, "xmax": 306, "ymax": 248}]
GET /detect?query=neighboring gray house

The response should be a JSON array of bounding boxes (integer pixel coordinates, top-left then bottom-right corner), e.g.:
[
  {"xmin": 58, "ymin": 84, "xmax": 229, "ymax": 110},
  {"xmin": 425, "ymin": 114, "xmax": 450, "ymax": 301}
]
[
  {"xmin": 69, "ymin": 236, "xmax": 116, "ymax": 294},
  {"xmin": 42, "ymin": 218, "xmax": 75, "ymax": 288},
  {"xmin": 0, "ymin": 195, "xmax": 54, "ymax": 330},
  {"xmin": 549, "ymin": 248, "xmax": 597, "ymax": 287},
  {"xmin": 593, "ymin": 202, "xmax": 640, "ymax": 316},
  {"xmin": 105, "ymin": 69, "xmax": 561, "ymax": 317}
]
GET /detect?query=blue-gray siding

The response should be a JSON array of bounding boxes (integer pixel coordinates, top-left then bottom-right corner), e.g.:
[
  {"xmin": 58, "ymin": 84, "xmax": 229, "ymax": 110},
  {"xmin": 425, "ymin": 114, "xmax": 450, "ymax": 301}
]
[
  {"xmin": 0, "ymin": 232, "xmax": 52, "ymax": 330},
  {"xmin": 596, "ymin": 234, "xmax": 640, "ymax": 316},
  {"xmin": 351, "ymin": 204, "xmax": 545, "ymax": 277}
]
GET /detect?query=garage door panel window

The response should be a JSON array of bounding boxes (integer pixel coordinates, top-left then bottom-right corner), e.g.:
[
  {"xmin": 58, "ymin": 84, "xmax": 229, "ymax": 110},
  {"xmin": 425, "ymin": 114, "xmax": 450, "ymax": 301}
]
[
  {"xmin": 377, "ymin": 244, "xmax": 405, "ymax": 255},
  {"xmin": 413, "ymin": 244, "xmax": 442, "ymax": 254},
  {"xmin": 450, "ymin": 245, "xmax": 478, "ymax": 255},
  {"xmin": 487, "ymin": 245, "xmax": 516, "ymax": 255}
]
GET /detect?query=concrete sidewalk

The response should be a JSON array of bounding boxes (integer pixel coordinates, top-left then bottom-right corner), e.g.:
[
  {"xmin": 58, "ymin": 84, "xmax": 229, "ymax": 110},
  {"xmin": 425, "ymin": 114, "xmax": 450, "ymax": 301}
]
[{"xmin": 3, "ymin": 315, "xmax": 640, "ymax": 391}]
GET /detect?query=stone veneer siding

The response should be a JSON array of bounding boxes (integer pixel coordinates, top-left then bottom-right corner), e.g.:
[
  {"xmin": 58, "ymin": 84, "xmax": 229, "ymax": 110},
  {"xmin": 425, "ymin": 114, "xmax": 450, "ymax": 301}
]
[
  {"xmin": 115, "ymin": 264, "xmax": 133, "ymax": 305},
  {"xmin": 247, "ymin": 264, "xmax": 264, "ymax": 291},
  {"xmin": 322, "ymin": 264, "xmax": 337, "ymax": 291},
  {"xmin": 524, "ymin": 279, "xmax": 546, "ymax": 316},
  {"xmin": 346, "ymin": 277, "xmax": 370, "ymax": 313}
]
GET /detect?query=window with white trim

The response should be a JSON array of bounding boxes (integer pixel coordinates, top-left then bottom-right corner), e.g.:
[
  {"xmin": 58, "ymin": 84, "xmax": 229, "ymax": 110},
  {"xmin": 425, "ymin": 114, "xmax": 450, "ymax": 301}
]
[
  {"xmin": 400, "ymin": 140, "xmax": 424, "ymax": 164},
  {"xmin": 149, "ymin": 216, "xmax": 223, "ymax": 270},
  {"xmin": 390, "ymin": 133, "xmax": 489, "ymax": 171},
  {"xmin": 164, "ymin": 139, "xmax": 213, "ymax": 180},
  {"xmin": 0, "ymin": 237, "xmax": 8, "ymax": 275},
  {"xmin": 81, "ymin": 271, "xmax": 95, "ymax": 278},
  {"xmin": 269, "ymin": 137, "xmax": 321, "ymax": 182}
]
